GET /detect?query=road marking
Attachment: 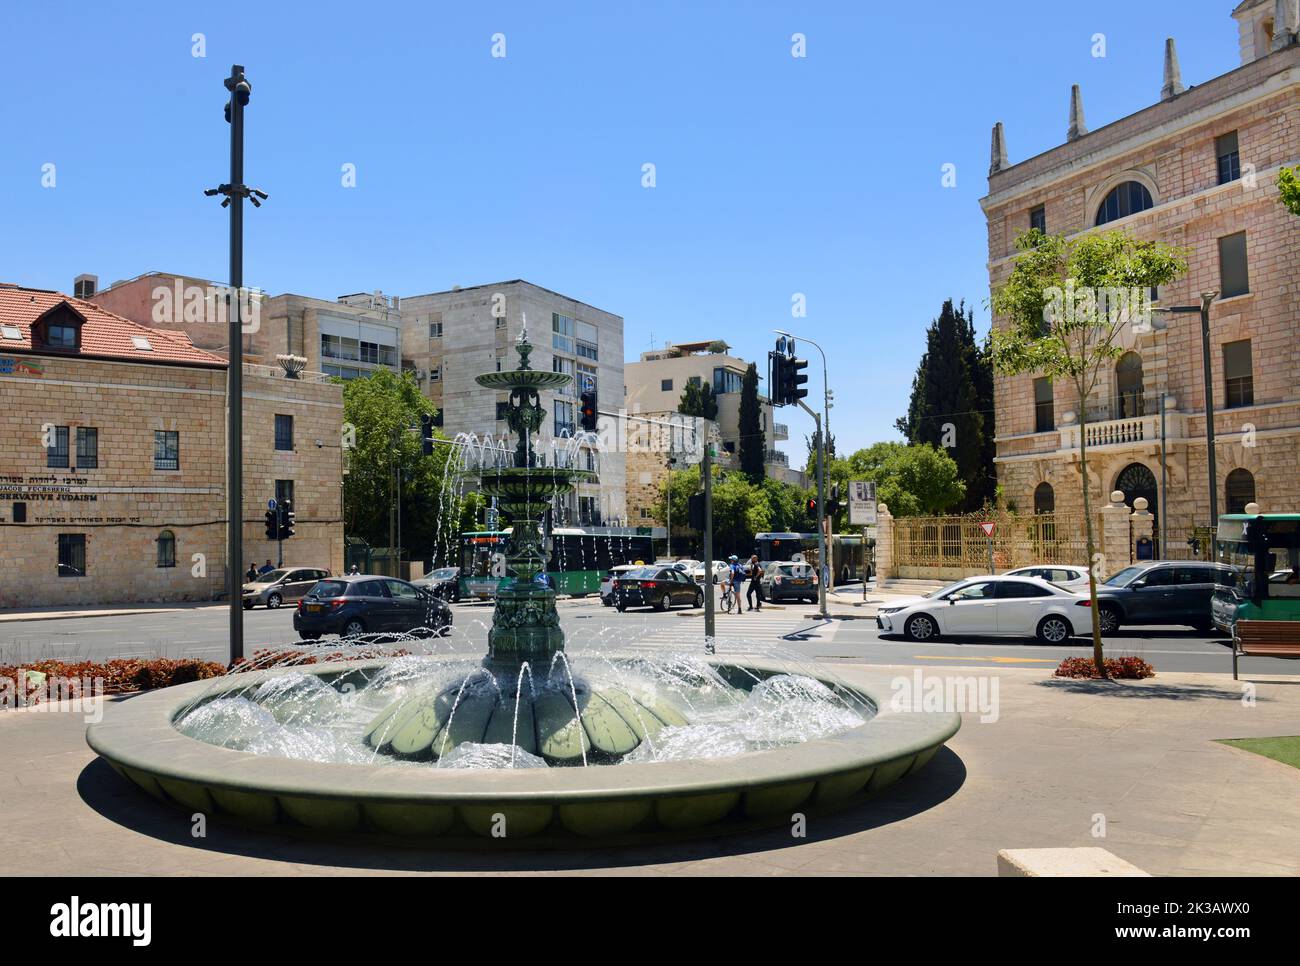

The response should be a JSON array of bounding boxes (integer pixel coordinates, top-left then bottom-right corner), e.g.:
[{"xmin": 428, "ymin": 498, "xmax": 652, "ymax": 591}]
[{"xmin": 912, "ymin": 654, "xmax": 1056, "ymax": 664}]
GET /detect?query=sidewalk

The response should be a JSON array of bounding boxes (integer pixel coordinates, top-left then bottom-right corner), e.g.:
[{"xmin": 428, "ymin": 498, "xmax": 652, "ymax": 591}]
[
  {"xmin": 2, "ymin": 664, "xmax": 1296, "ymax": 875},
  {"xmin": 0, "ymin": 601, "xmax": 228, "ymax": 624}
]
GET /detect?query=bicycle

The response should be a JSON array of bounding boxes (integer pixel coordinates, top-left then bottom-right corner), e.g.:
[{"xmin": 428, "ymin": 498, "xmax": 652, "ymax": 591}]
[{"xmin": 720, "ymin": 581, "xmax": 736, "ymax": 613}]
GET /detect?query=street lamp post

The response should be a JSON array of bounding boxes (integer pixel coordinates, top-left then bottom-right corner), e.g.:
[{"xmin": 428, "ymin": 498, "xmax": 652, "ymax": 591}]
[
  {"xmin": 774, "ymin": 328, "xmax": 830, "ymax": 619},
  {"xmin": 1155, "ymin": 291, "xmax": 1219, "ymax": 531},
  {"xmin": 665, "ymin": 455, "xmax": 678, "ymax": 559}
]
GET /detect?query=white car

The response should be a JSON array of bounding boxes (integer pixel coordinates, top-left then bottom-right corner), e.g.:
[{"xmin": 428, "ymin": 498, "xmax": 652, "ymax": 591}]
[
  {"xmin": 876, "ymin": 575, "xmax": 1082, "ymax": 644},
  {"xmin": 601, "ymin": 565, "xmax": 641, "ymax": 606},
  {"xmin": 689, "ymin": 561, "xmax": 731, "ymax": 585},
  {"xmin": 1002, "ymin": 565, "xmax": 1091, "ymax": 592}
]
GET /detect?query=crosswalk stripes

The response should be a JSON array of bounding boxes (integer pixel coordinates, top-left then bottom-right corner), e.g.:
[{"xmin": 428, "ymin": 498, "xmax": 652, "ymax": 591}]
[{"xmin": 630, "ymin": 613, "xmax": 841, "ymax": 646}]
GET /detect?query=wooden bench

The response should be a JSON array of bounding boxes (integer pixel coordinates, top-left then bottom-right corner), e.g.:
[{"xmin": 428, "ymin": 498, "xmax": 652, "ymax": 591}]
[{"xmin": 1233, "ymin": 619, "xmax": 1300, "ymax": 679}]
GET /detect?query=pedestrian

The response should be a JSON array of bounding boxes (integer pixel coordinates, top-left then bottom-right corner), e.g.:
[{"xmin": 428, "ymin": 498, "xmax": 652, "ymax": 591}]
[
  {"xmin": 349, "ymin": 564, "xmax": 360, "ymax": 575},
  {"xmin": 259, "ymin": 559, "xmax": 275, "ymax": 575},
  {"xmin": 728, "ymin": 555, "xmax": 746, "ymax": 614},
  {"xmin": 245, "ymin": 563, "xmax": 257, "ymax": 583},
  {"xmin": 746, "ymin": 554, "xmax": 763, "ymax": 611}
]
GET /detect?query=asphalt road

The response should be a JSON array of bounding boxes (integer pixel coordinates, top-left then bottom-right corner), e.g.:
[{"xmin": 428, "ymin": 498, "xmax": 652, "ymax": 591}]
[{"xmin": 2, "ymin": 594, "xmax": 1296, "ymax": 677}]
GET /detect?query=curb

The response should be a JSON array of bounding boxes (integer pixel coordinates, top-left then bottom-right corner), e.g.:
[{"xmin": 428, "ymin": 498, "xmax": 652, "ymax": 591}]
[{"xmin": 0, "ymin": 605, "xmax": 226, "ymax": 624}]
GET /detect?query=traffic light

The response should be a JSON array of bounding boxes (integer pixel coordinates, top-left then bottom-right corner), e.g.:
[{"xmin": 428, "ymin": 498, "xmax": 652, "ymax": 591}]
[
  {"xmin": 278, "ymin": 500, "xmax": 296, "ymax": 540},
  {"xmin": 782, "ymin": 356, "xmax": 809, "ymax": 405},
  {"xmin": 264, "ymin": 508, "xmax": 277, "ymax": 540},
  {"xmin": 806, "ymin": 497, "xmax": 818, "ymax": 517},
  {"xmin": 827, "ymin": 483, "xmax": 842, "ymax": 515},
  {"xmin": 768, "ymin": 350, "xmax": 787, "ymax": 406},
  {"xmin": 688, "ymin": 492, "xmax": 706, "ymax": 531},
  {"xmin": 420, "ymin": 412, "xmax": 434, "ymax": 456},
  {"xmin": 579, "ymin": 389, "xmax": 598, "ymax": 432}
]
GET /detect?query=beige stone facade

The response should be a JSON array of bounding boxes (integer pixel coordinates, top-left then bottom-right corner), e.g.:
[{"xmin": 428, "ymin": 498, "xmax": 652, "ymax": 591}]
[
  {"xmin": 0, "ymin": 288, "xmax": 344, "ymax": 608},
  {"xmin": 981, "ymin": 15, "xmax": 1300, "ymax": 543}
]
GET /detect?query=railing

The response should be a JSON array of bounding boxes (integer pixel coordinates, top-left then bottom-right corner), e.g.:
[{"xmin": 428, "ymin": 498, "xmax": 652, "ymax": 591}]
[
  {"xmin": 764, "ymin": 449, "xmax": 789, "ymax": 467},
  {"xmin": 772, "ymin": 422, "xmax": 790, "ymax": 440},
  {"xmin": 893, "ymin": 510, "xmax": 1093, "ymax": 575},
  {"xmin": 1058, "ymin": 411, "xmax": 1185, "ymax": 451}
]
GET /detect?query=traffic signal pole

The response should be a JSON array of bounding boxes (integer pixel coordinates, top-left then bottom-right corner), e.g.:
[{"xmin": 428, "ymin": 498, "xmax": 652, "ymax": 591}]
[
  {"xmin": 798, "ymin": 401, "xmax": 827, "ymax": 619},
  {"xmin": 703, "ymin": 441, "xmax": 715, "ymax": 644}
]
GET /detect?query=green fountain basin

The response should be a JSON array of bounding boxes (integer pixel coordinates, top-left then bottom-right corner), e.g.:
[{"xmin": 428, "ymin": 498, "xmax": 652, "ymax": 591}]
[
  {"xmin": 476, "ymin": 370, "xmax": 572, "ymax": 391},
  {"xmin": 86, "ymin": 658, "xmax": 959, "ymax": 849}
]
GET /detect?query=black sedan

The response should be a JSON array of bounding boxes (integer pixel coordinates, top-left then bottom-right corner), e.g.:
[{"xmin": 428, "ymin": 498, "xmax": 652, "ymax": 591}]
[
  {"xmin": 293, "ymin": 575, "xmax": 452, "ymax": 640},
  {"xmin": 614, "ymin": 566, "xmax": 704, "ymax": 612}
]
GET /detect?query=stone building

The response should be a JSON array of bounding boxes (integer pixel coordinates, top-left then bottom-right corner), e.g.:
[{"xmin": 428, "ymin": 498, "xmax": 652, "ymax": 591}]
[
  {"xmin": 623, "ymin": 341, "xmax": 803, "ymax": 486},
  {"xmin": 981, "ymin": 1, "xmax": 1300, "ymax": 542},
  {"xmin": 398, "ymin": 280, "xmax": 627, "ymax": 527},
  {"xmin": 0, "ymin": 284, "xmax": 344, "ymax": 608}
]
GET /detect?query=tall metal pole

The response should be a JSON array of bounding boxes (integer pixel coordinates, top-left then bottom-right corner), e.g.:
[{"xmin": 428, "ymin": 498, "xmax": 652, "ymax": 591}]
[
  {"xmin": 1199, "ymin": 296, "xmax": 1220, "ymax": 530},
  {"xmin": 223, "ymin": 65, "xmax": 249, "ymax": 665},
  {"xmin": 703, "ymin": 442, "xmax": 715, "ymax": 643},
  {"xmin": 1159, "ymin": 392, "xmax": 1168, "ymax": 558}
]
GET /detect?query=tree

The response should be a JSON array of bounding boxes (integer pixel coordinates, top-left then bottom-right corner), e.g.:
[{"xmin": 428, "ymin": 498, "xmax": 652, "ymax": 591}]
[
  {"xmin": 737, "ymin": 362, "xmax": 764, "ymax": 482},
  {"xmin": 895, "ymin": 299, "xmax": 995, "ymax": 511},
  {"xmin": 990, "ymin": 229, "xmax": 1188, "ymax": 676},
  {"xmin": 339, "ymin": 369, "xmax": 462, "ymax": 566},
  {"xmin": 1279, "ymin": 166, "xmax": 1300, "ymax": 216},
  {"xmin": 657, "ymin": 464, "xmax": 772, "ymax": 557},
  {"xmin": 840, "ymin": 442, "xmax": 965, "ymax": 519},
  {"xmin": 677, "ymin": 380, "xmax": 718, "ymax": 420}
]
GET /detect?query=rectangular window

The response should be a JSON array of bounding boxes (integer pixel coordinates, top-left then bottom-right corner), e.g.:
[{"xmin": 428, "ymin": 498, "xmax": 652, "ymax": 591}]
[
  {"xmin": 1029, "ymin": 205, "xmax": 1046, "ymax": 233},
  {"xmin": 713, "ymin": 367, "xmax": 743, "ymax": 394},
  {"xmin": 46, "ymin": 324, "xmax": 77, "ymax": 348},
  {"xmin": 577, "ymin": 362, "xmax": 597, "ymax": 399},
  {"xmin": 429, "ymin": 365, "xmax": 441, "ymax": 383},
  {"xmin": 552, "ymin": 313, "xmax": 575, "ymax": 353},
  {"xmin": 553, "ymin": 400, "xmax": 575, "ymax": 437},
  {"xmin": 576, "ymin": 341, "xmax": 598, "ymax": 361},
  {"xmin": 275, "ymin": 479, "xmax": 295, "ymax": 507},
  {"xmin": 1034, "ymin": 378, "xmax": 1054, "ymax": 433},
  {"xmin": 496, "ymin": 401, "xmax": 510, "ymax": 421},
  {"xmin": 661, "ymin": 378, "xmax": 673, "ymax": 392},
  {"xmin": 13, "ymin": 502, "xmax": 27, "ymax": 523},
  {"xmin": 274, "ymin": 414, "xmax": 294, "ymax": 451},
  {"xmin": 47, "ymin": 425, "xmax": 69, "ymax": 468},
  {"xmin": 553, "ymin": 356, "xmax": 576, "ymax": 397},
  {"xmin": 1218, "ymin": 231, "xmax": 1249, "ymax": 298},
  {"xmin": 75, "ymin": 427, "xmax": 98, "ymax": 469},
  {"xmin": 156, "ymin": 531, "xmax": 176, "ymax": 568},
  {"xmin": 154, "ymin": 430, "xmax": 179, "ymax": 470},
  {"xmin": 1215, "ymin": 131, "xmax": 1240, "ymax": 185},
  {"xmin": 1223, "ymin": 339, "xmax": 1253, "ymax": 409},
  {"xmin": 57, "ymin": 534, "xmax": 86, "ymax": 576},
  {"xmin": 428, "ymin": 317, "xmax": 443, "ymax": 339}
]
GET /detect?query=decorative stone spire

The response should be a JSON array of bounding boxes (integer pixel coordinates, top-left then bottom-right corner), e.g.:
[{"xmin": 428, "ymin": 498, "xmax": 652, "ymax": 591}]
[
  {"xmin": 1272, "ymin": 0, "xmax": 1299, "ymax": 51},
  {"xmin": 1161, "ymin": 38, "xmax": 1185, "ymax": 100},
  {"xmin": 989, "ymin": 121, "xmax": 1008, "ymax": 176},
  {"xmin": 1067, "ymin": 84, "xmax": 1088, "ymax": 141}
]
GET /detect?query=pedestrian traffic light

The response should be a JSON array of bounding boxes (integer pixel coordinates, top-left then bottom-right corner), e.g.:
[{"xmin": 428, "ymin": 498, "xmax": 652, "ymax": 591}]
[
  {"xmin": 806, "ymin": 497, "xmax": 818, "ymax": 516},
  {"xmin": 420, "ymin": 412, "xmax": 434, "ymax": 456},
  {"xmin": 579, "ymin": 389, "xmax": 598, "ymax": 432},
  {"xmin": 688, "ymin": 492, "xmax": 706, "ymax": 531},
  {"xmin": 278, "ymin": 500, "xmax": 295, "ymax": 540},
  {"xmin": 264, "ymin": 508, "xmax": 277, "ymax": 540}
]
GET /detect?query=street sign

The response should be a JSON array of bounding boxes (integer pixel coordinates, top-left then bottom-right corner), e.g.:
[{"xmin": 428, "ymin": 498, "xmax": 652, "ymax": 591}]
[
  {"xmin": 979, "ymin": 522, "xmax": 996, "ymax": 538},
  {"xmin": 848, "ymin": 481, "xmax": 877, "ymax": 526}
]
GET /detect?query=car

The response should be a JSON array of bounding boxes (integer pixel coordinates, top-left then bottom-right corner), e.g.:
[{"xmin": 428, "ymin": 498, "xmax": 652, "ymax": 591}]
[
  {"xmin": 876, "ymin": 575, "xmax": 1082, "ymax": 644},
  {"xmin": 1212, "ymin": 570, "xmax": 1293, "ymax": 635},
  {"xmin": 1002, "ymin": 564, "xmax": 1091, "ymax": 592},
  {"xmin": 412, "ymin": 566, "xmax": 461, "ymax": 603},
  {"xmin": 242, "ymin": 567, "xmax": 332, "ymax": 609},
  {"xmin": 601, "ymin": 564, "xmax": 641, "ymax": 606},
  {"xmin": 292, "ymin": 574, "xmax": 452, "ymax": 640},
  {"xmin": 1087, "ymin": 561, "xmax": 1238, "ymax": 634},
  {"xmin": 688, "ymin": 560, "xmax": 731, "ymax": 585},
  {"xmin": 760, "ymin": 561, "xmax": 819, "ymax": 603},
  {"xmin": 613, "ymin": 566, "xmax": 704, "ymax": 611},
  {"xmin": 652, "ymin": 559, "xmax": 695, "ymax": 572}
]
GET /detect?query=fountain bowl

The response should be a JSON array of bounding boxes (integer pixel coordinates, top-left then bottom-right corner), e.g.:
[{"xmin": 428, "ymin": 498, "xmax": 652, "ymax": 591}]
[{"xmin": 86, "ymin": 656, "xmax": 959, "ymax": 848}]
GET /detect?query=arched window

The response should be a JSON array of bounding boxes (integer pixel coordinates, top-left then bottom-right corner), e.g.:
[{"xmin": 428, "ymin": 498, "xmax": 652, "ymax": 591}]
[
  {"xmin": 1225, "ymin": 469, "xmax": 1256, "ymax": 515},
  {"xmin": 1115, "ymin": 352, "xmax": 1145, "ymax": 418},
  {"xmin": 156, "ymin": 530, "xmax": 176, "ymax": 569},
  {"xmin": 1095, "ymin": 181, "xmax": 1154, "ymax": 226},
  {"xmin": 1034, "ymin": 482, "xmax": 1055, "ymax": 514}
]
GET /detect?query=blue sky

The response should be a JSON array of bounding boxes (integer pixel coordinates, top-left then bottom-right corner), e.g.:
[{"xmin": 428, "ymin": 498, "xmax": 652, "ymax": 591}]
[{"xmin": 0, "ymin": 0, "xmax": 1239, "ymax": 457}]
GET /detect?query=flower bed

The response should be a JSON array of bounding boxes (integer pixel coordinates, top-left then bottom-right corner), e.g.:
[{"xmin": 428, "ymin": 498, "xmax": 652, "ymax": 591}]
[{"xmin": 1054, "ymin": 655, "xmax": 1155, "ymax": 680}]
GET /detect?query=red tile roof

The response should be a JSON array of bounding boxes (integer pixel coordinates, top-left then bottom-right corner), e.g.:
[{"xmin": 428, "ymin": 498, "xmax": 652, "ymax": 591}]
[{"xmin": 0, "ymin": 284, "xmax": 226, "ymax": 368}]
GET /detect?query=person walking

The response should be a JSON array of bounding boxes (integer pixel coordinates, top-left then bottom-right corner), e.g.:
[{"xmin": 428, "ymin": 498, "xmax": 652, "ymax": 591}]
[
  {"xmin": 746, "ymin": 554, "xmax": 763, "ymax": 611},
  {"xmin": 728, "ymin": 555, "xmax": 746, "ymax": 614},
  {"xmin": 245, "ymin": 563, "xmax": 257, "ymax": 583}
]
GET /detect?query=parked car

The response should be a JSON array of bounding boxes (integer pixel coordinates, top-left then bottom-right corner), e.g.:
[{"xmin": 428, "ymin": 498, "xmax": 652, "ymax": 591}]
[
  {"xmin": 1002, "ymin": 564, "xmax": 1091, "ymax": 592},
  {"xmin": 412, "ymin": 566, "xmax": 461, "ymax": 603},
  {"xmin": 292, "ymin": 575, "xmax": 452, "ymax": 640},
  {"xmin": 876, "ymin": 575, "xmax": 1082, "ymax": 644},
  {"xmin": 652, "ymin": 559, "xmax": 695, "ymax": 572},
  {"xmin": 689, "ymin": 560, "xmax": 731, "ymax": 585},
  {"xmin": 614, "ymin": 566, "xmax": 704, "ymax": 611},
  {"xmin": 761, "ymin": 561, "xmax": 819, "ymax": 603},
  {"xmin": 1088, "ymin": 561, "xmax": 1238, "ymax": 634},
  {"xmin": 243, "ymin": 567, "xmax": 332, "ymax": 610},
  {"xmin": 601, "ymin": 564, "xmax": 641, "ymax": 606}
]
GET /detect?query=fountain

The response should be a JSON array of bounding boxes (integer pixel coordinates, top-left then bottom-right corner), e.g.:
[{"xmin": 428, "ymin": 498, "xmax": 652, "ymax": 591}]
[{"xmin": 85, "ymin": 336, "xmax": 960, "ymax": 846}]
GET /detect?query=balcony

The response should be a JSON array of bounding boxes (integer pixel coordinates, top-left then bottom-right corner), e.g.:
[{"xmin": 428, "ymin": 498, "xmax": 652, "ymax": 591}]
[
  {"xmin": 1058, "ymin": 410, "xmax": 1187, "ymax": 452},
  {"xmin": 772, "ymin": 421, "xmax": 789, "ymax": 441},
  {"xmin": 764, "ymin": 449, "xmax": 789, "ymax": 467}
]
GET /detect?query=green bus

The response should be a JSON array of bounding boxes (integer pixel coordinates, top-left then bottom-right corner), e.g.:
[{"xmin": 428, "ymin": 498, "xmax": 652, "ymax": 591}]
[
  {"xmin": 459, "ymin": 526, "xmax": 656, "ymax": 599},
  {"xmin": 1212, "ymin": 513, "xmax": 1300, "ymax": 634}
]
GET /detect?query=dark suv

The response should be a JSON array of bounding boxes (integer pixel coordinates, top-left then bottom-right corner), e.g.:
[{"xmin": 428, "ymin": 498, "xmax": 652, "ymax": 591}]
[
  {"xmin": 1089, "ymin": 561, "xmax": 1237, "ymax": 634},
  {"xmin": 292, "ymin": 575, "xmax": 451, "ymax": 640}
]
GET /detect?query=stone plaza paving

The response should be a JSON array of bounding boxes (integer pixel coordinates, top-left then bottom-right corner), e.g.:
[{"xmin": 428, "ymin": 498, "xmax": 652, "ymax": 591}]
[{"xmin": 1, "ymin": 664, "xmax": 1297, "ymax": 876}]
